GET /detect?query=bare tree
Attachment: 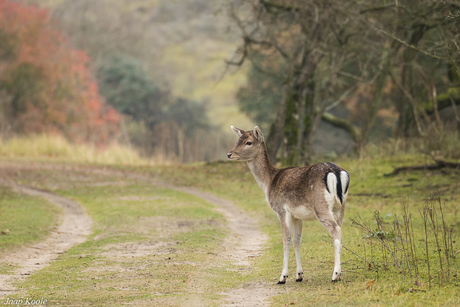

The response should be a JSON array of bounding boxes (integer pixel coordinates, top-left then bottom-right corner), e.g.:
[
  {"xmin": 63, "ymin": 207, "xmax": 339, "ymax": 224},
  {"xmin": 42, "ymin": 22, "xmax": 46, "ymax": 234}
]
[
  {"xmin": 229, "ymin": 0, "xmax": 460, "ymax": 161},
  {"xmin": 229, "ymin": 0, "xmax": 394, "ymax": 164},
  {"xmin": 227, "ymin": 0, "xmax": 377, "ymax": 163}
]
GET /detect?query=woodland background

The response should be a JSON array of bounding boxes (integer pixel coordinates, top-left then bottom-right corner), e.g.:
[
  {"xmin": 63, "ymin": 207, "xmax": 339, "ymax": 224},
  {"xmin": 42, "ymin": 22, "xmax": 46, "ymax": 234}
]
[{"xmin": 1, "ymin": 0, "xmax": 459, "ymax": 164}]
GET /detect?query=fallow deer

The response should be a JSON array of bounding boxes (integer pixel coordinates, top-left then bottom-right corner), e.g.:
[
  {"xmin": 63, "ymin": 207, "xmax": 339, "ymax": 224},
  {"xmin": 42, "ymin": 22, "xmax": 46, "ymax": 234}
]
[{"xmin": 227, "ymin": 126, "xmax": 350, "ymax": 284}]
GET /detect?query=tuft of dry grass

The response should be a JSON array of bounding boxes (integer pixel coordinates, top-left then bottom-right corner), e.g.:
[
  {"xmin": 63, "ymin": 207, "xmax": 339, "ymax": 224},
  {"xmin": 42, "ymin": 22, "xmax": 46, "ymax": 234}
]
[
  {"xmin": 350, "ymin": 194, "xmax": 458, "ymax": 290},
  {"xmin": 0, "ymin": 134, "xmax": 175, "ymax": 166}
]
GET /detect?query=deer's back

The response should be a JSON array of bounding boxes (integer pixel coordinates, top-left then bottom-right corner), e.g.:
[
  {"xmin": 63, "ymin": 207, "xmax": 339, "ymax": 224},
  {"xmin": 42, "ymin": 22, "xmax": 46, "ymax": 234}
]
[{"xmin": 267, "ymin": 162, "xmax": 347, "ymax": 213}]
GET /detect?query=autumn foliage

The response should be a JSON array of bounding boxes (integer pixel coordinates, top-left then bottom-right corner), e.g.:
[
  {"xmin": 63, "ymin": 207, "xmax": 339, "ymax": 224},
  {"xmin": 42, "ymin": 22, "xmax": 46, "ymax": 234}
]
[{"xmin": 0, "ymin": 0, "xmax": 119, "ymax": 145}]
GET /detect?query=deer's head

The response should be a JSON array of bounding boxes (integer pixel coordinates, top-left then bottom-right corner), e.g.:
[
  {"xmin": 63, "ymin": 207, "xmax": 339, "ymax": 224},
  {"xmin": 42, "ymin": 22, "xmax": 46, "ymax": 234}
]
[{"xmin": 227, "ymin": 126, "xmax": 265, "ymax": 161}]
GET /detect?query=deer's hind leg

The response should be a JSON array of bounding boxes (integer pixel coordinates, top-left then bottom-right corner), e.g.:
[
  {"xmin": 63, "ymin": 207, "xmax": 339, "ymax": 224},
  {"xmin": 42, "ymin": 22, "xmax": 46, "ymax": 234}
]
[
  {"xmin": 317, "ymin": 215, "xmax": 342, "ymax": 282},
  {"xmin": 292, "ymin": 218, "xmax": 303, "ymax": 282}
]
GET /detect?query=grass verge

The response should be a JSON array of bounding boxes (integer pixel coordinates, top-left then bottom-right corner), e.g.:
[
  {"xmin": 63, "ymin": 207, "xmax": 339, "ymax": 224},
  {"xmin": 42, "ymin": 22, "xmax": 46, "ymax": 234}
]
[
  {"xmin": 0, "ymin": 186, "xmax": 60, "ymax": 253},
  {"xmin": 1, "ymin": 152, "xmax": 459, "ymax": 306}
]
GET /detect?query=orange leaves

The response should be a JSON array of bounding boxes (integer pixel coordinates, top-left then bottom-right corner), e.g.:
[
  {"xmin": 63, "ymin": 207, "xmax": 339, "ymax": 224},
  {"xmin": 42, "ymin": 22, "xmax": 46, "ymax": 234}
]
[{"xmin": 0, "ymin": 0, "xmax": 119, "ymax": 145}]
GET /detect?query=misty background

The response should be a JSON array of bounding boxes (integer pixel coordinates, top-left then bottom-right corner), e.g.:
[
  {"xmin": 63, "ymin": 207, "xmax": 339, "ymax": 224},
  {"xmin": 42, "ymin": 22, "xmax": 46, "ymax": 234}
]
[{"xmin": 1, "ymin": 0, "xmax": 459, "ymax": 164}]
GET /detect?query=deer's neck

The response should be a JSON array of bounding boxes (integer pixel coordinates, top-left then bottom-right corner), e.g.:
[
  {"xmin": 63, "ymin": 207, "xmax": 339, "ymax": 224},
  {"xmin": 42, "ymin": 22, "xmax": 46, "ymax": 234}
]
[{"xmin": 247, "ymin": 145, "xmax": 277, "ymax": 195}]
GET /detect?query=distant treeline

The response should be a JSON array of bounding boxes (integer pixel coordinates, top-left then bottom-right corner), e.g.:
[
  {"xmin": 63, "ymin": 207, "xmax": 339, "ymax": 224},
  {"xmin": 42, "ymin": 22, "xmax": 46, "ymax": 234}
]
[
  {"xmin": 0, "ymin": 0, "xmax": 119, "ymax": 145},
  {"xmin": 0, "ymin": 0, "xmax": 226, "ymax": 162}
]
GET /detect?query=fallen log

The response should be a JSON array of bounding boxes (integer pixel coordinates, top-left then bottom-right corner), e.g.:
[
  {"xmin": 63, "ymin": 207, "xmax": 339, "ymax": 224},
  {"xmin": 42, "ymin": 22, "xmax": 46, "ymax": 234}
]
[{"xmin": 384, "ymin": 159, "xmax": 460, "ymax": 177}]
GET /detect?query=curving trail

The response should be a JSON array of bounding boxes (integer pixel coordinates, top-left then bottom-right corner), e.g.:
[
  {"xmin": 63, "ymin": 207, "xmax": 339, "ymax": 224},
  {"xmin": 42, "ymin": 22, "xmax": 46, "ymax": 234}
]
[
  {"xmin": 0, "ymin": 179, "xmax": 92, "ymax": 296},
  {"xmin": 97, "ymin": 171, "xmax": 278, "ymax": 306},
  {"xmin": 87, "ymin": 169, "xmax": 279, "ymax": 306},
  {"xmin": 163, "ymin": 185, "xmax": 268, "ymax": 266},
  {"xmin": 163, "ymin": 185, "xmax": 277, "ymax": 306},
  {"xmin": 0, "ymin": 163, "xmax": 279, "ymax": 305}
]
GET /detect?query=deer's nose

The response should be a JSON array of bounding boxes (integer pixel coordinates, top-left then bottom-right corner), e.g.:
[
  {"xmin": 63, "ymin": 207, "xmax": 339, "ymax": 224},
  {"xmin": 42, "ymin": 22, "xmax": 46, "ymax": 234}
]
[{"xmin": 227, "ymin": 152, "xmax": 232, "ymax": 159}]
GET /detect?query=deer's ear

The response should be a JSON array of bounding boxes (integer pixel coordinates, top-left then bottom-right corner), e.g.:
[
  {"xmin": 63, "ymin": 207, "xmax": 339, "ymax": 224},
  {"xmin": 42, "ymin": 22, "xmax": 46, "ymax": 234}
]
[
  {"xmin": 253, "ymin": 126, "xmax": 264, "ymax": 142},
  {"xmin": 231, "ymin": 125, "xmax": 243, "ymax": 138}
]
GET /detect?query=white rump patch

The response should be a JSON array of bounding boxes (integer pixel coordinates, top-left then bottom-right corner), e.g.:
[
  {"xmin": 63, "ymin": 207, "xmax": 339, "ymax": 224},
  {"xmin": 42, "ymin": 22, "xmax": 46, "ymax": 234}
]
[
  {"xmin": 324, "ymin": 173, "xmax": 342, "ymax": 219},
  {"xmin": 340, "ymin": 171, "xmax": 349, "ymax": 203},
  {"xmin": 324, "ymin": 173, "xmax": 337, "ymax": 215}
]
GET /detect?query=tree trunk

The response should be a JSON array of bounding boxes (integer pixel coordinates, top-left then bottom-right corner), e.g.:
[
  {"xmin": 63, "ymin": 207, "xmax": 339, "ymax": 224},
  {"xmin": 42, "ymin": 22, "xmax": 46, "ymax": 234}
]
[
  {"xmin": 357, "ymin": 42, "xmax": 396, "ymax": 154},
  {"xmin": 299, "ymin": 76, "xmax": 315, "ymax": 165},
  {"xmin": 395, "ymin": 26, "xmax": 428, "ymax": 138},
  {"xmin": 267, "ymin": 80, "xmax": 291, "ymax": 163}
]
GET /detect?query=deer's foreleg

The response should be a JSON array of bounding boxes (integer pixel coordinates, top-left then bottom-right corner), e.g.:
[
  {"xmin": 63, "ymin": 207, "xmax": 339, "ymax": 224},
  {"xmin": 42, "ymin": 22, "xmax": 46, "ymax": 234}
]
[{"xmin": 277, "ymin": 211, "xmax": 292, "ymax": 284}]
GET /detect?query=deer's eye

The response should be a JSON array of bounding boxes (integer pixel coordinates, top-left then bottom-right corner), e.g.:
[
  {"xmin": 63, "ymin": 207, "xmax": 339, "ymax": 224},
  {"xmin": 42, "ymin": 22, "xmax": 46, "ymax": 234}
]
[{"xmin": 246, "ymin": 141, "xmax": 252, "ymax": 146}]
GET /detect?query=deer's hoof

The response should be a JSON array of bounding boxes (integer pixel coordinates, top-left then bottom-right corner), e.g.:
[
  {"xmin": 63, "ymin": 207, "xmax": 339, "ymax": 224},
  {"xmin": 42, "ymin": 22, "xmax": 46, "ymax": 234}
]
[
  {"xmin": 331, "ymin": 271, "xmax": 341, "ymax": 282},
  {"xmin": 277, "ymin": 274, "xmax": 288, "ymax": 284}
]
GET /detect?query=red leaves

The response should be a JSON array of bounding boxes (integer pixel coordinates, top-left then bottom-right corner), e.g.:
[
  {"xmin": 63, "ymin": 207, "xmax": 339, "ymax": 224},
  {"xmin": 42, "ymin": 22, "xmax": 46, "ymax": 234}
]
[{"xmin": 0, "ymin": 0, "xmax": 119, "ymax": 145}]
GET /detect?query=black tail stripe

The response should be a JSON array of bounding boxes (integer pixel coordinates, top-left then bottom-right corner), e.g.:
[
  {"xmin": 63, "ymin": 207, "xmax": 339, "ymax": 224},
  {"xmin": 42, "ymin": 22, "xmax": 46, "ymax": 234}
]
[
  {"xmin": 336, "ymin": 171, "xmax": 343, "ymax": 204},
  {"xmin": 323, "ymin": 172, "xmax": 330, "ymax": 194}
]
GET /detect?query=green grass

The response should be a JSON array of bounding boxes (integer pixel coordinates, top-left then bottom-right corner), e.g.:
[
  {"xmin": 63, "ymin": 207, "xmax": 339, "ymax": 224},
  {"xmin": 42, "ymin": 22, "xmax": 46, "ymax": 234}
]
[
  {"xmin": 1, "ymin": 152, "xmax": 459, "ymax": 306},
  {"xmin": 0, "ymin": 186, "xmax": 60, "ymax": 252}
]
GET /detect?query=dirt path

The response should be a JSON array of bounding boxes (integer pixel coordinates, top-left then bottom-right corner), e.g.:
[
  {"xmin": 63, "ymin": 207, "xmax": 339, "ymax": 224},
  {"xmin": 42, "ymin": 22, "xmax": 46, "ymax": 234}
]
[
  {"xmin": 0, "ymin": 163, "xmax": 279, "ymax": 305},
  {"xmin": 163, "ymin": 185, "xmax": 268, "ymax": 266},
  {"xmin": 0, "ymin": 179, "xmax": 92, "ymax": 296},
  {"xmin": 100, "ymin": 171, "xmax": 278, "ymax": 306},
  {"xmin": 82, "ymin": 168, "xmax": 279, "ymax": 306},
  {"xmin": 163, "ymin": 185, "xmax": 281, "ymax": 306}
]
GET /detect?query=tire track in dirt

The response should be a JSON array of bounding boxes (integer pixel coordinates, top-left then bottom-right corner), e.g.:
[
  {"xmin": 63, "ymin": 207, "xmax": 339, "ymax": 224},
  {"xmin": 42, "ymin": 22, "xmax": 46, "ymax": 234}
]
[
  {"xmin": 0, "ymin": 179, "xmax": 92, "ymax": 296},
  {"xmin": 85, "ymin": 168, "xmax": 279, "ymax": 306},
  {"xmin": 164, "ymin": 185, "xmax": 268, "ymax": 266},
  {"xmin": 162, "ymin": 185, "xmax": 277, "ymax": 307}
]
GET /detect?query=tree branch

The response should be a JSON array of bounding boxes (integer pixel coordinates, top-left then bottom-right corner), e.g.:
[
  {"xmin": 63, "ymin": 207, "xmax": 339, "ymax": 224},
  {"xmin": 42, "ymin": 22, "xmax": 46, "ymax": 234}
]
[
  {"xmin": 384, "ymin": 159, "xmax": 460, "ymax": 177},
  {"xmin": 422, "ymin": 88, "xmax": 460, "ymax": 115},
  {"xmin": 320, "ymin": 110, "xmax": 360, "ymax": 144},
  {"xmin": 225, "ymin": 46, "xmax": 247, "ymax": 67},
  {"xmin": 359, "ymin": 3, "xmax": 396, "ymax": 14},
  {"xmin": 260, "ymin": 0, "xmax": 299, "ymax": 13}
]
